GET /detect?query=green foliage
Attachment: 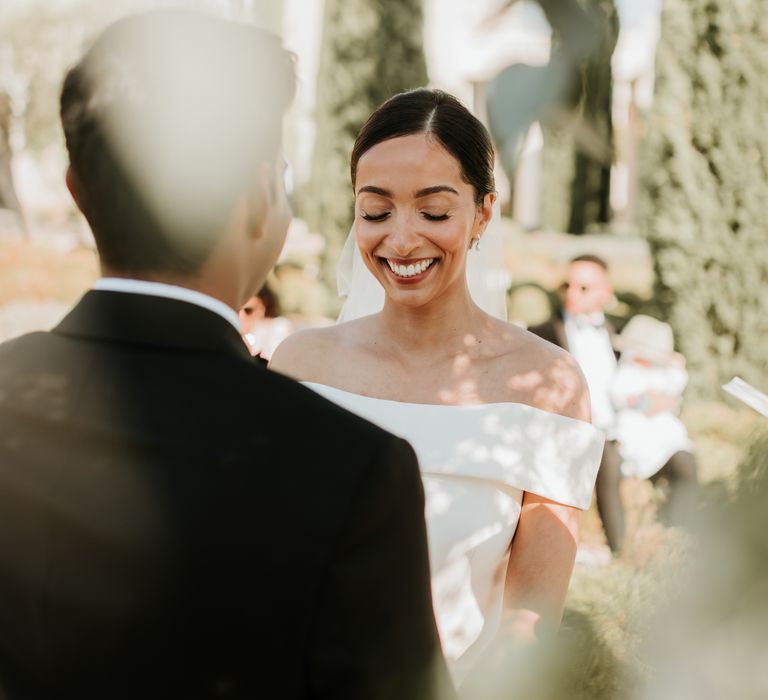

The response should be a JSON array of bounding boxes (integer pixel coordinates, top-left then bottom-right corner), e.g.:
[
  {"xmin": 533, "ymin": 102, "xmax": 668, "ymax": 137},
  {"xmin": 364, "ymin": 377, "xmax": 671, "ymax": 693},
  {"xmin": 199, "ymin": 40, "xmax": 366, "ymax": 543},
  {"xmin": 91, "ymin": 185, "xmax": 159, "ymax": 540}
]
[
  {"xmin": 639, "ymin": 428, "xmax": 768, "ymax": 698},
  {"xmin": 732, "ymin": 427, "xmax": 768, "ymax": 499},
  {"xmin": 641, "ymin": 0, "xmax": 768, "ymax": 398},
  {"xmin": 539, "ymin": 126, "xmax": 575, "ymax": 232},
  {"xmin": 300, "ymin": 0, "xmax": 428, "ymax": 313},
  {"xmin": 460, "ymin": 527, "xmax": 691, "ymax": 700}
]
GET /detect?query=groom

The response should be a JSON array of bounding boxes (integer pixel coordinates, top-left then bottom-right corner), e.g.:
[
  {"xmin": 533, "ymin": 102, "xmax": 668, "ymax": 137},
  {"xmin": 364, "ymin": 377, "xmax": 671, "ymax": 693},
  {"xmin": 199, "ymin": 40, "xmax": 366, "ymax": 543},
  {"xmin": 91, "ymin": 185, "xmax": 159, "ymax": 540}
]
[{"xmin": 0, "ymin": 11, "xmax": 451, "ymax": 700}]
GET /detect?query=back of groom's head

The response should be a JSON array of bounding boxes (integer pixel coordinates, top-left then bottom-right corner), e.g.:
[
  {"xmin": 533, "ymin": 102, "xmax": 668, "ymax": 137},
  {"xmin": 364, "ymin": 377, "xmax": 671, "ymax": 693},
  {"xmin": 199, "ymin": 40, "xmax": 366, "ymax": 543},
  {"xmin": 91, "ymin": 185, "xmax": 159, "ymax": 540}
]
[{"xmin": 61, "ymin": 10, "xmax": 295, "ymax": 277}]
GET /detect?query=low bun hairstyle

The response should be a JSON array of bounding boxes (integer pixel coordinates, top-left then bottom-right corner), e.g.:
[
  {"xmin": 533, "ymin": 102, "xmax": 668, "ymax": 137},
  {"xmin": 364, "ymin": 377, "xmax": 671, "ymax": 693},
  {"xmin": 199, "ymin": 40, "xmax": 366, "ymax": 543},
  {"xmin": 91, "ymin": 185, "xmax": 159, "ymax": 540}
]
[{"xmin": 350, "ymin": 88, "xmax": 495, "ymax": 205}]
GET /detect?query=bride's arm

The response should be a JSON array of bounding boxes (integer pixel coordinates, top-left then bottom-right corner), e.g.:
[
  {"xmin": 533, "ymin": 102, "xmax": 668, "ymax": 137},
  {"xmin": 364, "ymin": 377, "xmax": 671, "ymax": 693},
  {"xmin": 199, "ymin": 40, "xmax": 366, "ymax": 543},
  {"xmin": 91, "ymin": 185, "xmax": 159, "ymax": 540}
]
[
  {"xmin": 459, "ymin": 494, "xmax": 582, "ymax": 699},
  {"xmin": 501, "ymin": 493, "xmax": 581, "ymax": 643},
  {"xmin": 460, "ymin": 348, "xmax": 591, "ymax": 697},
  {"xmin": 502, "ymin": 342, "xmax": 591, "ymax": 644}
]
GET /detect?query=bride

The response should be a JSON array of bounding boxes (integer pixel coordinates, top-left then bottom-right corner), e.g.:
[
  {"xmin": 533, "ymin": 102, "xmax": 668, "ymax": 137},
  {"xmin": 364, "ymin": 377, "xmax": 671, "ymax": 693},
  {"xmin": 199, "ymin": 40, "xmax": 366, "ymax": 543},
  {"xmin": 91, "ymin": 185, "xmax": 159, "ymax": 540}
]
[{"xmin": 271, "ymin": 88, "xmax": 603, "ymax": 685}]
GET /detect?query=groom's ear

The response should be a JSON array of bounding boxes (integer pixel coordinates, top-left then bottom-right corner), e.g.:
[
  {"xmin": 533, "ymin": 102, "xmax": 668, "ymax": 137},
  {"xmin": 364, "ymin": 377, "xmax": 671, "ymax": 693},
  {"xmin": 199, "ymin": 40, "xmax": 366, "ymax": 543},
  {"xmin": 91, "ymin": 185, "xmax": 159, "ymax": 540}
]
[
  {"xmin": 65, "ymin": 165, "xmax": 84, "ymax": 212},
  {"xmin": 244, "ymin": 161, "xmax": 274, "ymax": 240}
]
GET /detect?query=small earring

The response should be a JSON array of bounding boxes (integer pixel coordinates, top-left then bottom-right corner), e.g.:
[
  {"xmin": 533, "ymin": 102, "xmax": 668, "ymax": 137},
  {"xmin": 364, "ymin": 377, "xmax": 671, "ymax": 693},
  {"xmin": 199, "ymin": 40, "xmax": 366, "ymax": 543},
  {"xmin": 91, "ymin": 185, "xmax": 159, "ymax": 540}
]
[{"xmin": 470, "ymin": 237, "xmax": 480, "ymax": 251}]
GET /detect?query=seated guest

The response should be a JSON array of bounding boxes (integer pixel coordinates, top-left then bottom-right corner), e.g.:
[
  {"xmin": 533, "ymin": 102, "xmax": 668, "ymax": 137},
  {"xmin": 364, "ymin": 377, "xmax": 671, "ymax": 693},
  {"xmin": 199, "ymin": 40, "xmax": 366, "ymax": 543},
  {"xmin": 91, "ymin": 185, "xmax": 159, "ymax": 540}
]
[
  {"xmin": 610, "ymin": 315, "xmax": 699, "ymax": 526},
  {"xmin": 238, "ymin": 283, "xmax": 294, "ymax": 362}
]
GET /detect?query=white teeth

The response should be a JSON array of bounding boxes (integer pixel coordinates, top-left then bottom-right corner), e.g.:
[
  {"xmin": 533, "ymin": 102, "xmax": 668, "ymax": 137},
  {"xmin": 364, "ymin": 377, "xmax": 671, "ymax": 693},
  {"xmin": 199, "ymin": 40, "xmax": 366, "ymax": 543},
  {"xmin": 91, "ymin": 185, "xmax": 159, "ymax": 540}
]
[{"xmin": 386, "ymin": 258, "xmax": 435, "ymax": 278}]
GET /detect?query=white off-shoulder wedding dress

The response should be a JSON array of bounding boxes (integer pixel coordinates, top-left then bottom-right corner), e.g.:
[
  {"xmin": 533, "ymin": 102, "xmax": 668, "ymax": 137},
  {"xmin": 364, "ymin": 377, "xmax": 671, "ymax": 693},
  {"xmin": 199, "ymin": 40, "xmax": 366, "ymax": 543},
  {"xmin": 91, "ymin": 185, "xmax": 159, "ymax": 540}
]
[{"xmin": 303, "ymin": 382, "xmax": 604, "ymax": 683}]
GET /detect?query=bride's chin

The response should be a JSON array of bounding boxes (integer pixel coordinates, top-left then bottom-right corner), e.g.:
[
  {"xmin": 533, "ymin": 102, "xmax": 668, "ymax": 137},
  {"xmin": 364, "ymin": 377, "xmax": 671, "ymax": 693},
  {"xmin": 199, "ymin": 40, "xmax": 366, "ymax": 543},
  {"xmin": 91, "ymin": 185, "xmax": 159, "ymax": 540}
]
[{"xmin": 382, "ymin": 286, "xmax": 436, "ymax": 308}]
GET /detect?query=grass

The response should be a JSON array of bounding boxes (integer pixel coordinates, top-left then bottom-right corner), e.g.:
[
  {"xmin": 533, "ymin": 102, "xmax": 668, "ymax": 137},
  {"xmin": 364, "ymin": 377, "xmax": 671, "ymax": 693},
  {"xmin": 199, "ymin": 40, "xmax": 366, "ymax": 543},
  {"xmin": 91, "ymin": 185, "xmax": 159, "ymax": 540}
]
[{"xmin": 563, "ymin": 403, "xmax": 763, "ymax": 698}]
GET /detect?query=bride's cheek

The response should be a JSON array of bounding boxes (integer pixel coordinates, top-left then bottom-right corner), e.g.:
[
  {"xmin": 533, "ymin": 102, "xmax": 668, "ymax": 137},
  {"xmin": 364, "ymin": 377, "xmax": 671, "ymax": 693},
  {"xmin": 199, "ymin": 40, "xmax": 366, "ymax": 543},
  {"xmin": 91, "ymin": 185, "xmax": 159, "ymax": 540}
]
[{"xmin": 357, "ymin": 231, "xmax": 384, "ymax": 258}]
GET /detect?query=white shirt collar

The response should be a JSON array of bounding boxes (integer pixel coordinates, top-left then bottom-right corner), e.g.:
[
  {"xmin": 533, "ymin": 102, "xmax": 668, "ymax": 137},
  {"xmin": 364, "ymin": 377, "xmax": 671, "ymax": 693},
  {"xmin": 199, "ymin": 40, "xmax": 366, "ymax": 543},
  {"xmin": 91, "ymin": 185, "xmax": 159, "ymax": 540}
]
[
  {"xmin": 93, "ymin": 278, "xmax": 241, "ymax": 332},
  {"xmin": 563, "ymin": 310, "xmax": 606, "ymax": 328}
]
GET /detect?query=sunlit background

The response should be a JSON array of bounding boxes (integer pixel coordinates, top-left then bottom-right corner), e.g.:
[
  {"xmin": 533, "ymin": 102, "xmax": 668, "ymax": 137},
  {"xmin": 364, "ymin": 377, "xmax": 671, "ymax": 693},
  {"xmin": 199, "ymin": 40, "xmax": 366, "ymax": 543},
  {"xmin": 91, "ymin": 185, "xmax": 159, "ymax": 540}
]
[{"xmin": 1, "ymin": 1, "xmax": 766, "ymax": 697}]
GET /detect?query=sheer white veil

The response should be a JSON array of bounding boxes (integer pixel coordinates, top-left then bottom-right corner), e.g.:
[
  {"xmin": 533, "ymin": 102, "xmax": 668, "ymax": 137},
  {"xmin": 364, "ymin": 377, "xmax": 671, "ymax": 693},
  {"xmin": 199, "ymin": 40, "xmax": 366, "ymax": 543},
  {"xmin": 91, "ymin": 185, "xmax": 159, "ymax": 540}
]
[{"xmin": 336, "ymin": 200, "xmax": 509, "ymax": 323}]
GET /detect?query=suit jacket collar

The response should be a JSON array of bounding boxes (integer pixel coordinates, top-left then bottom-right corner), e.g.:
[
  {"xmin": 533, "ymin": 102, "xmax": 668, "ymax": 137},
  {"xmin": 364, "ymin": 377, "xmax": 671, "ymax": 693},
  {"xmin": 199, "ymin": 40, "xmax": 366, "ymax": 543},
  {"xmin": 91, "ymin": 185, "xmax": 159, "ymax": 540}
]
[
  {"xmin": 53, "ymin": 290, "xmax": 252, "ymax": 359},
  {"xmin": 553, "ymin": 310, "xmax": 569, "ymax": 351}
]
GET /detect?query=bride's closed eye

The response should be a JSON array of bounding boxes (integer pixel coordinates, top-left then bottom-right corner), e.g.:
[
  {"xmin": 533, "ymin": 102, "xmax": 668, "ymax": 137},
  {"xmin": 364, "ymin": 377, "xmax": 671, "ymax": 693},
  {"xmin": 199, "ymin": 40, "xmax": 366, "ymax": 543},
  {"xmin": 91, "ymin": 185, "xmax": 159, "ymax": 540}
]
[
  {"xmin": 422, "ymin": 212, "xmax": 450, "ymax": 221},
  {"xmin": 359, "ymin": 210, "xmax": 450, "ymax": 222},
  {"xmin": 361, "ymin": 211, "xmax": 390, "ymax": 222}
]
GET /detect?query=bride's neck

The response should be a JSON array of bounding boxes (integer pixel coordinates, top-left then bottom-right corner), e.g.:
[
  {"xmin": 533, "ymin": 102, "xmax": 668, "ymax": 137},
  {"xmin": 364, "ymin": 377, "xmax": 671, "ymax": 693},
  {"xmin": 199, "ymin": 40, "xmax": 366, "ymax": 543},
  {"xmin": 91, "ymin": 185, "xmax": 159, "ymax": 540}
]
[{"xmin": 378, "ymin": 287, "xmax": 484, "ymax": 358}]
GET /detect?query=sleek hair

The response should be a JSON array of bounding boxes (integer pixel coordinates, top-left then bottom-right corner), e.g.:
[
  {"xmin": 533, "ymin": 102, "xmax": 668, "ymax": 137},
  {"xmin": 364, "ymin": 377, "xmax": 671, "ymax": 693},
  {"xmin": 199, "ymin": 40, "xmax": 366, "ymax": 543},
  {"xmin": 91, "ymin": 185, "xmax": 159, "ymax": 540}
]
[
  {"xmin": 350, "ymin": 88, "xmax": 495, "ymax": 205},
  {"xmin": 570, "ymin": 254, "xmax": 609, "ymax": 271},
  {"xmin": 61, "ymin": 10, "xmax": 295, "ymax": 276},
  {"xmin": 257, "ymin": 283, "xmax": 281, "ymax": 319}
]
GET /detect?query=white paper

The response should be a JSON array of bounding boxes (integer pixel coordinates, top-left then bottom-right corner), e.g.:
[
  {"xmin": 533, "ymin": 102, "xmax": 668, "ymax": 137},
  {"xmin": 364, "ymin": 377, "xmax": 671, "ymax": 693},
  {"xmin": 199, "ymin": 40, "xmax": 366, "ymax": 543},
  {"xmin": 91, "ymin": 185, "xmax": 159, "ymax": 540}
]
[{"xmin": 722, "ymin": 377, "xmax": 768, "ymax": 418}]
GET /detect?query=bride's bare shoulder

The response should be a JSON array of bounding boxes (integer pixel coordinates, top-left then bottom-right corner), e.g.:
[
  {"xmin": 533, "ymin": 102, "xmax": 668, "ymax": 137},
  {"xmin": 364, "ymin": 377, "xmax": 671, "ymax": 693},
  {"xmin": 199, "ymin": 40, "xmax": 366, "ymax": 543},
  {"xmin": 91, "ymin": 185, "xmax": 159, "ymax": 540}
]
[
  {"xmin": 268, "ymin": 316, "xmax": 371, "ymax": 382},
  {"xmin": 492, "ymin": 319, "xmax": 590, "ymax": 423}
]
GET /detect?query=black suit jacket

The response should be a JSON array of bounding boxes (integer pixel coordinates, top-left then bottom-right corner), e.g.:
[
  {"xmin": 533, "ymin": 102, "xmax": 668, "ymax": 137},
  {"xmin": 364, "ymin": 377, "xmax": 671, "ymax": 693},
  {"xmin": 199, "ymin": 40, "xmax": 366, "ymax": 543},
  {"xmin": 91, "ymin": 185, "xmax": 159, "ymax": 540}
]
[{"xmin": 0, "ymin": 291, "xmax": 453, "ymax": 700}]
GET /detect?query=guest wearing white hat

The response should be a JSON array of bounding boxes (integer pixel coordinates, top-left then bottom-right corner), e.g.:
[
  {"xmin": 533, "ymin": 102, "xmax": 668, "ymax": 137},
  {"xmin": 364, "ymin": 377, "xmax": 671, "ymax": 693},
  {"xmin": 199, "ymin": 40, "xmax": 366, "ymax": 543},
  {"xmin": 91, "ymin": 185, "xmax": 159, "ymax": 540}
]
[{"xmin": 610, "ymin": 315, "xmax": 699, "ymax": 525}]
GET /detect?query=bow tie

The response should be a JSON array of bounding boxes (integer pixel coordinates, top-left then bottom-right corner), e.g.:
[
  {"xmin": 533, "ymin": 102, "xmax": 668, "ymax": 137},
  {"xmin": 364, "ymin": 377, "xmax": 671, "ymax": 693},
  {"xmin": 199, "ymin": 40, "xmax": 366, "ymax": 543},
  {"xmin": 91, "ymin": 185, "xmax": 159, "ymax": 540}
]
[{"xmin": 572, "ymin": 313, "xmax": 606, "ymax": 329}]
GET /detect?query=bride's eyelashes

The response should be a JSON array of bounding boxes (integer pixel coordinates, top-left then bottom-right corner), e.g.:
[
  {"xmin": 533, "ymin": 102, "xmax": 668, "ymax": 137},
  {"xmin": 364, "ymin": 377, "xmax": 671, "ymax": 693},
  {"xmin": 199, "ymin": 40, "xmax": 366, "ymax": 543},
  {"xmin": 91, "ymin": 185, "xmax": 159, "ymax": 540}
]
[
  {"xmin": 361, "ymin": 211, "xmax": 390, "ymax": 222},
  {"xmin": 360, "ymin": 210, "xmax": 451, "ymax": 222}
]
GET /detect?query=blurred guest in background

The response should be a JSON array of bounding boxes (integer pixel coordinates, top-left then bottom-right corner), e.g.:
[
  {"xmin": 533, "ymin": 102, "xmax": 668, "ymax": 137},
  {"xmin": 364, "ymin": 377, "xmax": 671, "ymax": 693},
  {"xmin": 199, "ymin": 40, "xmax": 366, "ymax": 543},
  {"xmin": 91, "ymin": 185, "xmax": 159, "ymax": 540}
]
[
  {"xmin": 529, "ymin": 254, "xmax": 625, "ymax": 553},
  {"xmin": 610, "ymin": 315, "xmax": 698, "ymax": 526},
  {"xmin": 238, "ymin": 283, "xmax": 293, "ymax": 362}
]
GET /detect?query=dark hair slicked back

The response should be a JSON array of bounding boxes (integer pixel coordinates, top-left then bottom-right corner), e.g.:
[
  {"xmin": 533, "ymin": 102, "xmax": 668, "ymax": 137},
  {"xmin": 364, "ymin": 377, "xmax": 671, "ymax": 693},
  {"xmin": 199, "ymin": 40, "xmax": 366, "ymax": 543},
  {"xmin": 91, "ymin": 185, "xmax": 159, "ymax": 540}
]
[
  {"xmin": 570, "ymin": 254, "xmax": 609, "ymax": 271},
  {"xmin": 351, "ymin": 88, "xmax": 495, "ymax": 205},
  {"xmin": 61, "ymin": 10, "xmax": 295, "ymax": 276}
]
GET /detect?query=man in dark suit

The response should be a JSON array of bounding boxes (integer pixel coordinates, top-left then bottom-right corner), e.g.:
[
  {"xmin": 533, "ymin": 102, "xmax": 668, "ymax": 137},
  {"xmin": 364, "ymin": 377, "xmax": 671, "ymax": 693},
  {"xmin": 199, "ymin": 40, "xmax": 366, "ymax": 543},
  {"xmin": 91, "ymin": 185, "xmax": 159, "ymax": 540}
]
[
  {"xmin": 529, "ymin": 254, "xmax": 625, "ymax": 554},
  {"xmin": 0, "ymin": 11, "xmax": 452, "ymax": 699}
]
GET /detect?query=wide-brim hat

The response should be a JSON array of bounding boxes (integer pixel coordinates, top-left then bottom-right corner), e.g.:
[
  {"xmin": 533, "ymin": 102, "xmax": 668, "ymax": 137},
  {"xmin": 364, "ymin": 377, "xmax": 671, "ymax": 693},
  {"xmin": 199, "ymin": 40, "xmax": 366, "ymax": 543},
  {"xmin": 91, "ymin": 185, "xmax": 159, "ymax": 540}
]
[{"xmin": 614, "ymin": 314, "xmax": 680, "ymax": 364}]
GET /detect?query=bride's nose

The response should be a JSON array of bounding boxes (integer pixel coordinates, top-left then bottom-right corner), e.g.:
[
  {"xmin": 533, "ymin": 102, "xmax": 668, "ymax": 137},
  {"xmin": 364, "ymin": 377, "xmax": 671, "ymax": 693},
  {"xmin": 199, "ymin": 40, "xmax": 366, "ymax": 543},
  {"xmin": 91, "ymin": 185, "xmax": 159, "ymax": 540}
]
[{"xmin": 386, "ymin": 212, "xmax": 422, "ymax": 256}]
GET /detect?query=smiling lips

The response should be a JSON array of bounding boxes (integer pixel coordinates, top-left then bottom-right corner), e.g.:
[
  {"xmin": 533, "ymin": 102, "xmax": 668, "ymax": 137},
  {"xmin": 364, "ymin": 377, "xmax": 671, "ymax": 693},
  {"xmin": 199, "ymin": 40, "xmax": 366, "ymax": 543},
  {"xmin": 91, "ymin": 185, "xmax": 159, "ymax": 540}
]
[{"xmin": 384, "ymin": 257, "xmax": 436, "ymax": 279}]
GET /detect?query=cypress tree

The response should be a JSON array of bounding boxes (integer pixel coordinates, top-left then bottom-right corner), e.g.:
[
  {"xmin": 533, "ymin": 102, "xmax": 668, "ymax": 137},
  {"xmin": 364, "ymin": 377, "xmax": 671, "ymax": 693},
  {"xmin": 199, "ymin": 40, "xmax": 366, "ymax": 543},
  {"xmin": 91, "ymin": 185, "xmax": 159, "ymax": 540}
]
[
  {"xmin": 641, "ymin": 0, "xmax": 768, "ymax": 397},
  {"xmin": 300, "ymin": 0, "xmax": 428, "ymax": 311}
]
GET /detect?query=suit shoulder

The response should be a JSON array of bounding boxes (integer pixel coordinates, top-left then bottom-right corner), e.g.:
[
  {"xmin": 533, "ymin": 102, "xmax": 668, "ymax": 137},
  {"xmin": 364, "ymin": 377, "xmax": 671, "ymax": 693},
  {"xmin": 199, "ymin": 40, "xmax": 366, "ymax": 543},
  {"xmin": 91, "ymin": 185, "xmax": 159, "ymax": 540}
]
[
  {"xmin": 0, "ymin": 331, "xmax": 53, "ymax": 362},
  {"xmin": 526, "ymin": 318, "xmax": 550, "ymax": 335},
  {"xmin": 527, "ymin": 316, "xmax": 559, "ymax": 343}
]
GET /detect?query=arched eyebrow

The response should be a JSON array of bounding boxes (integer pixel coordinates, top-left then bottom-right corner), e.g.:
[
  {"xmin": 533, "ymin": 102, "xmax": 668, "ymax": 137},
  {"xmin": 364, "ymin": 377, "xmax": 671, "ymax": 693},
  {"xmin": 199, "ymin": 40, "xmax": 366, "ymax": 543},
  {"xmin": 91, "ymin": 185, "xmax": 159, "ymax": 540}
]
[
  {"xmin": 357, "ymin": 185, "xmax": 391, "ymax": 197},
  {"xmin": 356, "ymin": 185, "xmax": 459, "ymax": 198},
  {"xmin": 414, "ymin": 185, "xmax": 458, "ymax": 198}
]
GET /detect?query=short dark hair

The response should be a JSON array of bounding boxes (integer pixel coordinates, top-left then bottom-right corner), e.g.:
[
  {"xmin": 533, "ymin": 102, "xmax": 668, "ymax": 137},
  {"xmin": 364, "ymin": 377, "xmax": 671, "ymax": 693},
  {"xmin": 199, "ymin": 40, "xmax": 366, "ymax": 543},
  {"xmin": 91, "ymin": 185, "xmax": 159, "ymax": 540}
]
[
  {"xmin": 61, "ymin": 10, "xmax": 295, "ymax": 276},
  {"xmin": 570, "ymin": 254, "xmax": 609, "ymax": 271},
  {"xmin": 350, "ymin": 88, "xmax": 495, "ymax": 205},
  {"xmin": 257, "ymin": 283, "xmax": 281, "ymax": 318}
]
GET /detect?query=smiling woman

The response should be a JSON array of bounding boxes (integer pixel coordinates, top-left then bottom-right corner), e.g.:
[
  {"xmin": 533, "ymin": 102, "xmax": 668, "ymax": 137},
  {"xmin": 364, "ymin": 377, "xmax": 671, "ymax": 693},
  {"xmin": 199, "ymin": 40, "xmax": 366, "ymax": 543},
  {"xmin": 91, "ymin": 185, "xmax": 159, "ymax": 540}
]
[
  {"xmin": 354, "ymin": 133, "xmax": 491, "ymax": 307},
  {"xmin": 270, "ymin": 88, "xmax": 604, "ymax": 692}
]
